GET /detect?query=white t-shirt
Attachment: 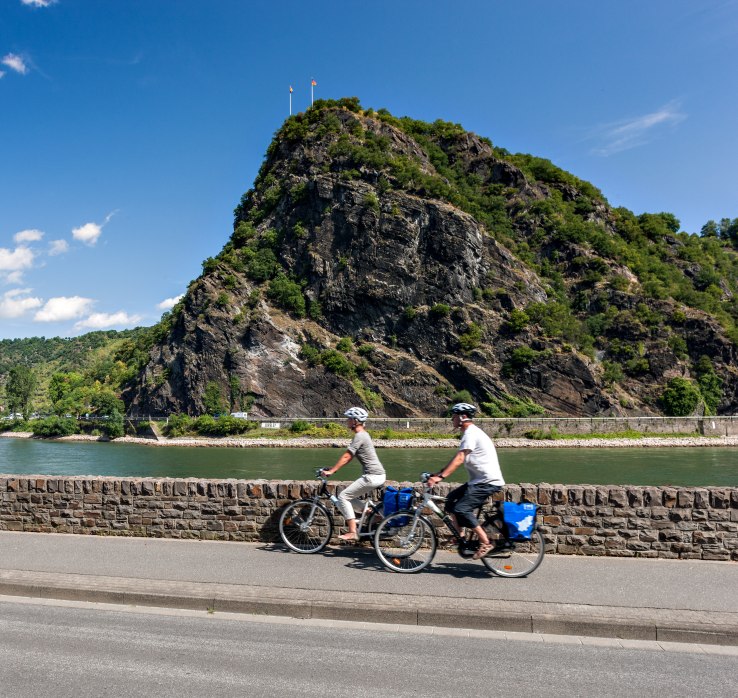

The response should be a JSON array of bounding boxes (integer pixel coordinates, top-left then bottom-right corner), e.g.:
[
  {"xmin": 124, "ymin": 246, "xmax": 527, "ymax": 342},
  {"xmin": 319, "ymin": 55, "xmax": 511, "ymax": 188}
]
[{"xmin": 458, "ymin": 423, "xmax": 505, "ymax": 486}]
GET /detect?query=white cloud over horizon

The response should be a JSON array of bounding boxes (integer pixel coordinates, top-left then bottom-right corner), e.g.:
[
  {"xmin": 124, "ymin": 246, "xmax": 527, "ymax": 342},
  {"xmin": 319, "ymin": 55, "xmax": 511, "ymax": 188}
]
[
  {"xmin": 589, "ymin": 101, "xmax": 687, "ymax": 156},
  {"xmin": 4, "ymin": 271, "xmax": 25, "ymax": 285},
  {"xmin": 34, "ymin": 296, "xmax": 93, "ymax": 322},
  {"xmin": 157, "ymin": 294, "xmax": 184, "ymax": 310},
  {"xmin": 2, "ymin": 53, "xmax": 29, "ymax": 75},
  {"xmin": 14, "ymin": 229, "xmax": 44, "ymax": 244},
  {"xmin": 0, "ymin": 288, "xmax": 42, "ymax": 319},
  {"xmin": 74, "ymin": 311, "xmax": 143, "ymax": 330},
  {"xmin": 0, "ymin": 245, "xmax": 34, "ymax": 272},
  {"xmin": 48, "ymin": 239, "xmax": 69, "ymax": 256},
  {"xmin": 72, "ymin": 222, "xmax": 103, "ymax": 246},
  {"xmin": 71, "ymin": 210, "xmax": 117, "ymax": 246},
  {"xmin": 22, "ymin": 0, "xmax": 57, "ymax": 6}
]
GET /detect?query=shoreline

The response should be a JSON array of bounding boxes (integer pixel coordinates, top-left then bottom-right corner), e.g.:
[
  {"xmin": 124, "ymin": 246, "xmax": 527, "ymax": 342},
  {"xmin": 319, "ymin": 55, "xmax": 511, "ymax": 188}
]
[{"xmin": 3, "ymin": 431, "xmax": 738, "ymax": 449}]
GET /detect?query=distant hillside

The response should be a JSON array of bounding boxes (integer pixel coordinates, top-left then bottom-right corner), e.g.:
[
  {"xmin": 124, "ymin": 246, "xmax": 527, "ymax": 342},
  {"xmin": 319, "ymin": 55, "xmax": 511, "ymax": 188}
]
[
  {"xmin": 17, "ymin": 98, "xmax": 738, "ymax": 418},
  {"xmin": 0, "ymin": 329, "xmax": 148, "ymax": 413}
]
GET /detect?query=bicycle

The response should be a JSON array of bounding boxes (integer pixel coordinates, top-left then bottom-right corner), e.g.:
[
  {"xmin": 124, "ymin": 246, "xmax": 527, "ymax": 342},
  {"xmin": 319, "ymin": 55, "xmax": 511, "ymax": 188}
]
[
  {"xmin": 278, "ymin": 469, "xmax": 384, "ymax": 553},
  {"xmin": 373, "ymin": 472, "xmax": 545, "ymax": 576}
]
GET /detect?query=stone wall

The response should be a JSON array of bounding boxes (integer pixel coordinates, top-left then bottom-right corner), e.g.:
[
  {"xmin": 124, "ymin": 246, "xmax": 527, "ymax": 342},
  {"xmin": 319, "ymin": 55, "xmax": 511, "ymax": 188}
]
[
  {"xmin": 0, "ymin": 476, "xmax": 736, "ymax": 560},
  {"xmin": 233, "ymin": 416, "xmax": 738, "ymax": 437}
]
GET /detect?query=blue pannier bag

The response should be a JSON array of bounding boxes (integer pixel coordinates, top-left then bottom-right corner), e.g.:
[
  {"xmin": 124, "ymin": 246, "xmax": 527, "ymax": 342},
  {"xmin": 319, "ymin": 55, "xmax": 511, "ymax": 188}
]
[
  {"xmin": 383, "ymin": 486, "xmax": 414, "ymax": 527},
  {"xmin": 502, "ymin": 502, "xmax": 538, "ymax": 540}
]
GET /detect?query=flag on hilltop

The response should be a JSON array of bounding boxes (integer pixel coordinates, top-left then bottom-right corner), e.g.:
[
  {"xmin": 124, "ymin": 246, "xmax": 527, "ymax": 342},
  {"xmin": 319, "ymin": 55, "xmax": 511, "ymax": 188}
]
[
  {"xmin": 311, "ymin": 79, "xmax": 317, "ymax": 86},
  {"xmin": 311, "ymin": 78, "xmax": 317, "ymax": 106}
]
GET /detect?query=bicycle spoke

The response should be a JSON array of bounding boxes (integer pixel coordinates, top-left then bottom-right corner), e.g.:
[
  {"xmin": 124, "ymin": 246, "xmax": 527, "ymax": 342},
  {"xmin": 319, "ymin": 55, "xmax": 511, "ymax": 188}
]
[
  {"xmin": 279, "ymin": 501, "xmax": 333, "ymax": 553},
  {"xmin": 481, "ymin": 529, "xmax": 545, "ymax": 577},
  {"xmin": 374, "ymin": 513, "xmax": 436, "ymax": 573}
]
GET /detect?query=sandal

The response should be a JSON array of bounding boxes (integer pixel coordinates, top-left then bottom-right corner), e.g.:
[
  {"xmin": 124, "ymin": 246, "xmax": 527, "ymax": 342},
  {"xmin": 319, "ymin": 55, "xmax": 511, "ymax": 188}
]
[
  {"xmin": 338, "ymin": 532, "xmax": 359, "ymax": 541},
  {"xmin": 472, "ymin": 542, "xmax": 493, "ymax": 560}
]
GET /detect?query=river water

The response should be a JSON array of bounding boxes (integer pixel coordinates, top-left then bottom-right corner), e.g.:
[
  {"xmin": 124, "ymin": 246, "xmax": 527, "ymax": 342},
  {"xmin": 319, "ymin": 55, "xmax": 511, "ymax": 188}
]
[{"xmin": 1, "ymin": 438, "xmax": 737, "ymax": 486}]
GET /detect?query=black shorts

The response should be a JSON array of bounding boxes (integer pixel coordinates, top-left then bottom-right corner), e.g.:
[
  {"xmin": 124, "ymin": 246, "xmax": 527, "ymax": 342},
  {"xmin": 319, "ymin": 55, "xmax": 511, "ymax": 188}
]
[{"xmin": 445, "ymin": 482, "xmax": 501, "ymax": 529}]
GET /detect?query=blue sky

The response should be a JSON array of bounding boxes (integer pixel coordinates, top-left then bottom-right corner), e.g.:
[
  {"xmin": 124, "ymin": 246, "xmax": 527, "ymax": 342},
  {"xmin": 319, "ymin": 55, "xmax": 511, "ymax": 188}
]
[{"xmin": 1, "ymin": 0, "xmax": 737, "ymax": 340}]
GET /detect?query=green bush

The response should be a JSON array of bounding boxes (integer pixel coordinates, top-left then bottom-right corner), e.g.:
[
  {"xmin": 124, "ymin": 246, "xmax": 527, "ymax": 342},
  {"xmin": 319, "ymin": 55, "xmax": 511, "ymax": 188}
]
[
  {"xmin": 602, "ymin": 361, "xmax": 624, "ymax": 386},
  {"xmin": 506, "ymin": 309, "xmax": 530, "ymax": 332},
  {"xmin": 101, "ymin": 410, "xmax": 124, "ymax": 439},
  {"xmin": 336, "ymin": 337, "xmax": 354, "ymax": 353},
  {"xmin": 267, "ymin": 274, "xmax": 306, "ymax": 317},
  {"xmin": 458, "ymin": 322, "xmax": 483, "ymax": 352},
  {"xmin": 507, "ymin": 346, "xmax": 540, "ymax": 369},
  {"xmin": 215, "ymin": 292, "xmax": 230, "ymax": 309},
  {"xmin": 320, "ymin": 350, "xmax": 356, "ymax": 378},
  {"xmin": 32, "ymin": 416, "xmax": 78, "ymax": 438},
  {"xmin": 164, "ymin": 414, "xmax": 193, "ymax": 437},
  {"xmin": 695, "ymin": 356, "xmax": 722, "ymax": 415},
  {"xmin": 660, "ymin": 377, "xmax": 702, "ymax": 416},
  {"xmin": 290, "ymin": 420, "xmax": 311, "ymax": 433},
  {"xmin": 430, "ymin": 303, "xmax": 451, "ymax": 318}
]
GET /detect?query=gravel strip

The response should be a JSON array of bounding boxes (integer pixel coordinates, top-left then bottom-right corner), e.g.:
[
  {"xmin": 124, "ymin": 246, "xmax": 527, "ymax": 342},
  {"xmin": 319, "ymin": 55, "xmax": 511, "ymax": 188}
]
[{"xmin": 4, "ymin": 432, "xmax": 738, "ymax": 449}]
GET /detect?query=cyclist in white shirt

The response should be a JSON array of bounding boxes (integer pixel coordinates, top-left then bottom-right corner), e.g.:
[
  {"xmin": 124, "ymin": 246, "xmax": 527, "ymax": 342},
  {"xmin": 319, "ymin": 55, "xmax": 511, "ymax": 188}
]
[
  {"xmin": 427, "ymin": 402, "xmax": 504, "ymax": 559},
  {"xmin": 321, "ymin": 407, "xmax": 386, "ymax": 541}
]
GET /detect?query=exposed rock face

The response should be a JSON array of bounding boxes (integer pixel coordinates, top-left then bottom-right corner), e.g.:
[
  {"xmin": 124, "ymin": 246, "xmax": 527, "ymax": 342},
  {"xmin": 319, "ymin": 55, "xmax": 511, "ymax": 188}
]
[{"xmin": 124, "ymin": 103, "xmax": 738, "ymax": 418}]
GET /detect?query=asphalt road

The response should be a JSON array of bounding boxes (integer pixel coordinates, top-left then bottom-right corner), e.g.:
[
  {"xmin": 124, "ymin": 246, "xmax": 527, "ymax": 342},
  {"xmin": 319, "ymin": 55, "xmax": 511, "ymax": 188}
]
[
  {"xmin": 0, "ymin": 598, "xmax": 736, "ymax": 698},
  {"xmin": 0, "ymin": 531, "xmax": 735, "ymax": 613}
]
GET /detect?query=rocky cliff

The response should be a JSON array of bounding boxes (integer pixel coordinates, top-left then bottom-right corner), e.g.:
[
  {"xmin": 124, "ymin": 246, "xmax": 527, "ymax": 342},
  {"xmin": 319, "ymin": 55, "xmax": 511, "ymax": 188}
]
[{"xmin": 124, "ymin": 98, "xmax": 738, "ymax": 418}]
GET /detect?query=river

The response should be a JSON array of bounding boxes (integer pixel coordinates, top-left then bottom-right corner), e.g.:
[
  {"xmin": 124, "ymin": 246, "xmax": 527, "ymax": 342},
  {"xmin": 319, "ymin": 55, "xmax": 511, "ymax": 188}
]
[{"xmin": 1, "ymin": 438, "xmax": 737, "ymax": 486}]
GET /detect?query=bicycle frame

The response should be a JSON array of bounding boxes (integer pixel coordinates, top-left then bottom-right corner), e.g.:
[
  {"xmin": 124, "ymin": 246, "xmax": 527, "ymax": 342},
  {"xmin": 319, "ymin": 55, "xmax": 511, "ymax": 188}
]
[
  {"xmin": 316, "ymin": 471, "xmax": 381, "ymax": 539},
  {"xmin": 395, "ymin": 479, "xmax": 502, "ymax": 557}
]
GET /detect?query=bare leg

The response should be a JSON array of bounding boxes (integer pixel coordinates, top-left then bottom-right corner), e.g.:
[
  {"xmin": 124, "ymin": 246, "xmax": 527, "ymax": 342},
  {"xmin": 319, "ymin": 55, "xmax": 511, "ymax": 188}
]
[{"xmin": 338, "ymin": 518, "xmax": 358, "ymax": 541}]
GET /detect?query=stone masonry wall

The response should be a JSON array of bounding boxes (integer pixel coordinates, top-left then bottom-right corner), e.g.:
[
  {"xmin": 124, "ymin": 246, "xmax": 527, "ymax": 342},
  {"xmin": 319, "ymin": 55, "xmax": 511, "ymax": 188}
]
[{"xmin": 0, "ymin": 476, "xmax": 736, "ymax": 560}]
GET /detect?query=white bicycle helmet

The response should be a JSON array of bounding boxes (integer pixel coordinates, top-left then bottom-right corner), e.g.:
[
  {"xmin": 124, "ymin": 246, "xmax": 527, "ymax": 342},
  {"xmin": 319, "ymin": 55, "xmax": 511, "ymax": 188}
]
[
  {"xmin": 343, "ymin": 407, "xmax": 369, "ymax": 423},
  {"xmin": 451, "ymin": 402, "xmax": 477, "ymax": 418}
]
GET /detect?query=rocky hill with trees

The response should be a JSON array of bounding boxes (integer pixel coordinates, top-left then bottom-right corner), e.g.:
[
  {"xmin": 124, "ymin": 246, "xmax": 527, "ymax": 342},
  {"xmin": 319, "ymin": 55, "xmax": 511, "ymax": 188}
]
[
  {"xmin": 120, "ymin": 98, "xmax": 738, "ymax": 418},
  {"xmin": 4, "ymin": 99, "xmax": 737, "ymax": 420}
]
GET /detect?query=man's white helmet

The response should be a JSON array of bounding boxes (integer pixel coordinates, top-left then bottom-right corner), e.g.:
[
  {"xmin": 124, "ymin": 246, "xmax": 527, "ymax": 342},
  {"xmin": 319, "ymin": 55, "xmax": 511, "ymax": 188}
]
[
  {"xmin": 451, "ymin": 402, "xmax": 477, "ymax": 418},
  {"xmin": 343, "ymin": 407, "xmax": 369, "ymax": 423}
]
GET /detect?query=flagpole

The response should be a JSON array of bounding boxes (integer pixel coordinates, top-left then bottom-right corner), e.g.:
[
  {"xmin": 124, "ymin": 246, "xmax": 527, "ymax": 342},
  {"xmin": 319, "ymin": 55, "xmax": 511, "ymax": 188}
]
[
  {"xmin": 311, "ymin": 79, "xmax": 314, "ymax": 106},
  {"xmin": 290, "ymin": 90, "xmax": 292, "ymax": 116}
]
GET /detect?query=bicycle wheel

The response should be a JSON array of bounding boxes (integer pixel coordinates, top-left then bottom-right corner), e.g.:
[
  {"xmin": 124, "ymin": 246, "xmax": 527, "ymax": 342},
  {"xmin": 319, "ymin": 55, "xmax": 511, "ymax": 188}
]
[
  {"xmin": 373, "ymin": 512, "xmax": 437, "ymax": 573},
  {"xmin": 481, "ymin": 529, "xmax": 545, "ymax": 577},
  {"xmin": 279, "ymin": 500, "xmax": 333, "ymax": 553}
]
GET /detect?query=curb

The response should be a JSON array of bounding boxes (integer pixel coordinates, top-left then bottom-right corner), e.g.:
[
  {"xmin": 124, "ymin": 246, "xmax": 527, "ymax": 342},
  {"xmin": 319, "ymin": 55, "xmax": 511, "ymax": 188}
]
[{"xmin": 1, "ymin": 569, "xmax": 737, "ymax": 647}]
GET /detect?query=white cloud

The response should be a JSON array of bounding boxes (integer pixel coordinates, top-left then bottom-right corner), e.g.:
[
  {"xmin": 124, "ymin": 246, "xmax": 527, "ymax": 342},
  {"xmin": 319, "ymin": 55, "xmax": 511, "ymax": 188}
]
[
  {"xmin": 14, "ymin": 229, "xmax": 44, "ymax": 244},
  {"xmin": 589, "ymin": 101, "xmax": 687, "ymax": 156},
  {"xmin": 0, "ymin": 246, "xmax": 34, "ymax": 271},
  {"xmin": 0, "ymin": 71, "xmax": 5, "ymax": 79},
  {"xmin": 157, "ymin": 294, "xmax": 184, "ymax": 310},
  {"xmin": 74, "ymin": 311, "xmax": 143, "ymax": 330},
  {"xmin": 21, "ymin": 0, "xmax": 57, "ymax": 7},
  {"xmin": 4, "ymin": 271, "xmax": 25, "ymax": 284},
  {"xmin": 72, "ymin": 222, "xmax": 103, "ymax": 246},
  {"xmin": 34, "ymin": 296, "xmax": 93, "ymax": 322},
  {"xmin": 2, "ymin": 54, "xmax": 29, "ymax": 75},
  {"xmin": 71, "ymin": 210, "xmax": 117, "ymax": 246},
  {"xmin": 0, "ymin": 288, "xmax": 43, "ymax": 319},
  {"xmin": 48, "ymin": 239, "xmax": 69, "ymax": 256}
]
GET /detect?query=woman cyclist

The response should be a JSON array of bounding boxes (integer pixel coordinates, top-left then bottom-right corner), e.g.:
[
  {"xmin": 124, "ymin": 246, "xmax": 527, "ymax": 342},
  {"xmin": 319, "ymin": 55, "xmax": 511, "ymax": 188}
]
[{"xmin": 320, "ymin": 407, "xmax": 386, "ymax": 541}]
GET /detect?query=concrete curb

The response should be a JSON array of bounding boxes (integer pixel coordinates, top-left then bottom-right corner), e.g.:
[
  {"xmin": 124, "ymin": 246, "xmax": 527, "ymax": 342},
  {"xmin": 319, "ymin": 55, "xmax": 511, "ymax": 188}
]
[{"xmin": 1, "ymin": 569, "xmax": 737, "ymax": 647}]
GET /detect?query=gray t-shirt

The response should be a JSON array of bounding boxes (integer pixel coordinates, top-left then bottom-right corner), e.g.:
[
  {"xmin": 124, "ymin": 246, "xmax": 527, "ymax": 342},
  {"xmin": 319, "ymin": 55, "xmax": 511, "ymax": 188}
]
[{"xmin": 347, "ymin": 429, "xmax": 385, "ymax": 476}]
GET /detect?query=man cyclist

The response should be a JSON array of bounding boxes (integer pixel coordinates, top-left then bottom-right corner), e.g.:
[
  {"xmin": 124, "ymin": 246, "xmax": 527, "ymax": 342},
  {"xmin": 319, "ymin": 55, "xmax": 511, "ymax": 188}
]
[
  {"xmin": 427, "ymin": 402, "xmax": 504, "ymax": 559},
  {"xmin": 320, "ymin": 407, "xmax": 386, "ymax": 541}
]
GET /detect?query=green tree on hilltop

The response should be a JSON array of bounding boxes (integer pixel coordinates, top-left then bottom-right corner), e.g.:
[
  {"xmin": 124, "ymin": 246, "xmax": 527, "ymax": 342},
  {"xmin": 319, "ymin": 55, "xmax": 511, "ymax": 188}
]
[{"xmin": 6, "ymin": 365, "xmax": 36, "ymax": 418}]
